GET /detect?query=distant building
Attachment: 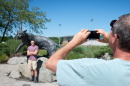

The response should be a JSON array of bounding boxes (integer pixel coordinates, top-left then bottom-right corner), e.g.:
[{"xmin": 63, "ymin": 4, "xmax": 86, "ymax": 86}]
[{"xmin": 60, "ymin": 35, "xmax": 74, "ymax": 44}]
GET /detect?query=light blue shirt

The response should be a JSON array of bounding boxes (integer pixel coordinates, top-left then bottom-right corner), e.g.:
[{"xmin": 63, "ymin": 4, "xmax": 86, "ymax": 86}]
[{"xmin": 56, "ymin": 58, "xmax": 130, "ymax": 86}]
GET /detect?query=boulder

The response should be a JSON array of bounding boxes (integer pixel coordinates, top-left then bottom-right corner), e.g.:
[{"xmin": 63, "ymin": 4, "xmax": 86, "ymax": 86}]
[
  {"xmin": 9, "ymin": 70, "xmax": 21, "ymax": 79},
  {"xmin": 38, "ymin": 57, "xmax": 53, "ymax": 82},
  {"xmin": 18, "ymin": 57, "xmax": 56, "ymax": 83},
  {"xmin": 18, "ymin": 61, "xmax": 31, "ymax": 78},
  {"xmin": 0, "ymin": 64, "xmax": 19, "ymax": 74},
  {"xmin": 7, "ymin": 56, "xmax": 27, "ymax": 65}
]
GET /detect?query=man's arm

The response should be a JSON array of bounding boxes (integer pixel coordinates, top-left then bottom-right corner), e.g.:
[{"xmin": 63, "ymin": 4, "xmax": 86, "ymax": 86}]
[
  {"xmin": 27, "ymin": 50, "xmax": 31, "ymax": 56},
  {"xmin": 46, "ymin": 29, "xmax": 91, "ymax": 73},
  {"xmin": 27, "ymin": 46, "xmax": 39, "ymax": 56},
  {"xmin": 29, "ymin": 50, "xmax": 38, "ymax": 55}
]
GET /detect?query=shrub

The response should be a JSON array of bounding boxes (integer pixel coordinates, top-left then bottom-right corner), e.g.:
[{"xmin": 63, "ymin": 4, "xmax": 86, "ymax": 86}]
[
  {"xmin": 0, "ymin": 43, "xmax": 8, "ymax": 55},
  {"xmin": 6, "ymin": 39, "xmax": 27, "ymax": 56},
  {"xmin": 38, "ymin": 49, "xmax": 48, "ymax": 56},
  {"xmin": 66, "ymin": 47, "xmax": 85, "ymax": 60},
  {"xmin": 66, "ymin": 51, "xmax": 84, "ymax": 60},
  {"xmin": 83, "ymin": 45, "xmax": 113, "ymax": 58},
  {"xmin": 0, "ymin": 54, "xmax": 8, "ymax": 63},
  {"xmin": 73, "ymin": 47, "xmax": 84, "ymax": 54}
]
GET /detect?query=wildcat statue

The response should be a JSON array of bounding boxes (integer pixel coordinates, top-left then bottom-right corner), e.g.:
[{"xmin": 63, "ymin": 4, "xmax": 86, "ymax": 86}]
[{"xmin": 15, "ymin": 30, "xmax": 60, "ymax": 57}]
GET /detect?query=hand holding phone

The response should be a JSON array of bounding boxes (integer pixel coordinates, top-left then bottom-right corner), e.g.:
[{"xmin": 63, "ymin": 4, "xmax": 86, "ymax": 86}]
[
  {"xmin": 87, "ymin": 31, "xmax": 100, "ymax": 39},
  {"xmin": 95, "ymin": 29, "xmax": 109, "ymax": 43}
]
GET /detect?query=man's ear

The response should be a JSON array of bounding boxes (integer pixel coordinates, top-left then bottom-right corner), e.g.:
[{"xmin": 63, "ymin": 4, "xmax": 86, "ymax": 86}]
[
  {"xmin": 23, "ymin": 30, "xmax": 27, "ymax": 32},
  {"xmin": 112, "ymin": 34, "xmax": 118, "ymax": 44}
]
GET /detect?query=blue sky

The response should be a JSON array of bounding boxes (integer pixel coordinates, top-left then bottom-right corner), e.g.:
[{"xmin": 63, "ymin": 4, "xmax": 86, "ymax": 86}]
[{"xmin": 27, "ymin": 0, "xmax": 130, "ymax": 37}]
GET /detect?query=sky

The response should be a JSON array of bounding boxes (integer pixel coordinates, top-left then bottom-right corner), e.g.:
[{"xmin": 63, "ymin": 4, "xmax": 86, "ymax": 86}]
[{"xmin": 26, "ymin": 0, "xmax": 130, "ymax": 37}]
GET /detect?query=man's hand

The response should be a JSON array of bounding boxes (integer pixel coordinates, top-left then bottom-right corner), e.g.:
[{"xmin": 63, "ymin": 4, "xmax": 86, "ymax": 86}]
[
  {"xmin": 71, "ymin": 29, "xmax": 91, "ymax": 46},
  {"xmin": 95, "ymin": 29, "xmax": 109, "ymax": 43},
  {"xmin": 27, "ymin": 50, "xmax": 38, "ymax": 56}
]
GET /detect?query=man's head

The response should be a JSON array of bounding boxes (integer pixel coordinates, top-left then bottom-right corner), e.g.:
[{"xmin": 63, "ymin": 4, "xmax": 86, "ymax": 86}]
[
  {"xmin": 31, "ymin": 40, "xmax": 35, "ymax": 46},
  {"xmin": 109, "ymin": 14, "xmax": 130, "ymax": 53}
]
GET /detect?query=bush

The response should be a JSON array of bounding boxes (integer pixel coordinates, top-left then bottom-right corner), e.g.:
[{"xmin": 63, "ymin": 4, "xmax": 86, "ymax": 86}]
[
  {"xmin": 65, "ymin": 46, "xmax": 113, "ymax": 60},
  {"xmin": 49, "ymin": 37, "xmax": 63, "ymax": 44},
  {"xmin": 0, "ymin": 43, "xmax": 8, "ymax": 55},
  {"xmin": 0, "ymin": 54, "xmax": 8, "ymax": 63},
  {"xmin": 38, "ymin": 49, "xmax": 48, "ymax": 56},
  {"xmin": 66, "ymin": 47, "xmax": 85, "ymax": 60},
  {"xmin": 6, "ymin": 39, "xmax": 27, "ymax": 56},
  {"xmin": 83, "ymin": 45, "xmax": 113, "ymax": 58}
]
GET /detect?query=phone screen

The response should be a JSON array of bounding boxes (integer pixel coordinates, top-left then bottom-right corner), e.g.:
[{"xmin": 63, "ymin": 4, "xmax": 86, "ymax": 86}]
[{"xmin": 87, "ymin": 31, "xmax": 100, "ymax": 39}]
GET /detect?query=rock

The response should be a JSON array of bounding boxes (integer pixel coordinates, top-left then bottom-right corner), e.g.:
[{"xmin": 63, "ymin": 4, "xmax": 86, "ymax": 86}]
[
  {"xmin": 7, "ymin": 56, "xmax": 27, "ymax": 65},
  {"xmin": 18, "ymin": 61, "xmax": 31, "ymax": 79},
  {"xmin": 18, "ymin": 57, "xmax": 56, "ymax": 83},
  {"xmin": 0, "ymin": 64, "xmax": 19, "ymax": 74},
  {"xmin": 37, "ymin": 57, "xmax": 54, "ymax": 83},
  {"xmin": 9, "ymin": 70, "xmax": 21, "ymax": 79},
  {"xmin": 101, "ymin": 52, "xmax": 111, "ymax": 60},
  {"xmin": 0, "ymin": 66, "xmax": 58, "ymax": 86},
  {"xmin": 53, "ymin": 75, "xmax": 57, "ymax": 81}
]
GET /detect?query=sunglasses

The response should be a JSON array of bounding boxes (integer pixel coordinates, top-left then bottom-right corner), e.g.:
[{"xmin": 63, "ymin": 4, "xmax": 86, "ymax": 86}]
[{"xmin": 110, "ymin": 20, "xmax": 117, "ymax": 27}]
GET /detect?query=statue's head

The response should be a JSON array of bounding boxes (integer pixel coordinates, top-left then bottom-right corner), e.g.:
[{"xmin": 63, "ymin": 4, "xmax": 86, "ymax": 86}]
[{"xmin": 17, "ymin": 30, "xmax": 27, "ymax": 39}]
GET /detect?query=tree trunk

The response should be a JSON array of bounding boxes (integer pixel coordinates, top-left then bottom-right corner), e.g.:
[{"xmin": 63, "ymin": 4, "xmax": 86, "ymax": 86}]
[
  {"xmin": 1, "ymin": 13, "xmax": 12, "ymax": 42},
  {"xmin": 1, "ymin": 21, "xmax": 10, "ymax": 42}
]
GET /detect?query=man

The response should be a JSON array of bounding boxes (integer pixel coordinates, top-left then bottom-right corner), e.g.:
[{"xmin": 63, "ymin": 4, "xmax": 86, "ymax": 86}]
[
  {"xmin": 46, "ymin": 14, "xmax": 130, "ymax": 86},
  {"xmin": 27, "ymin": 40, "xmax": 39, "ymax": 83}
]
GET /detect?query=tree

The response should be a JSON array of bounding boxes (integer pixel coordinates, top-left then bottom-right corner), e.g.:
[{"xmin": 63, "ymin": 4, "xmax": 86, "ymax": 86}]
[
  {"xmin": 0, "ymin": 0, "xmax": 50, "ymax": 42},
  {"xmin": 49, "ymin": 37, "xmax": 63, "ymax": 44}
]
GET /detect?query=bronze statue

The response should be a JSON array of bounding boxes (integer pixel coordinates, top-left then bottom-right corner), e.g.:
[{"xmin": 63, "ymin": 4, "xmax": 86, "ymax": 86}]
[{"xmin": 16, "ymin": 30, "xmax": 60, "ymax": 57}]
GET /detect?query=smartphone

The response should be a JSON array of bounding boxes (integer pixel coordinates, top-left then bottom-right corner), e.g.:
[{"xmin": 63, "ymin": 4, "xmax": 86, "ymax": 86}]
[{"xmin": 87, "ymin": 31, "xmax": 100, "ymax": 39}]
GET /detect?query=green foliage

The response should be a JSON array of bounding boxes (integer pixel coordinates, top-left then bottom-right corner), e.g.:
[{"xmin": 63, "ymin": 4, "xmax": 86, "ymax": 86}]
[
  {"xmin": 0, "ymin": 37, "xmax": 113, "ymax": 63},
  {"xmin": 0, "ymin": 36, "xmax": 12, "ymax": 42},
  {"xmin": 49, "ymin": 37, "xmax": 59, "ymax": 44},
  {"xmin": 83, "ymin": 45, "xmax": 113, "ymax": 58},
  {"xmin": 0, "ymin": 43, "xmax": 8, "ymax": 55},
  {"xmin": 0, "ymin": 54, "xmax": 8, "ymax": 63},
  {"xmin": 49, "ymin": 37, "xmax": 63, "ymax": 44},
  {"xmin": 0, "ymin": 39, "xmax": 27, "ymax": 62},
  {"xmin": 38, "ymin": 49, "xmax": 47, "ymax": 56},
  {"xmin": 0, "ymin": 0, "xmax": 50, "ymax": 42},
  {"xmin": 66, "ymin": 47, "xmax": 85, "ymax": 60},
  {"xmin": 6, "ymin": 39, "xmax": 27, "ymax": 56},
  {"xmin": 0, "ymin": 43, "xmax": 9, "ymax": 63},
  {"xmin": 66, "ymin": 45, "xmax": 113, "ymax": 60},
  {"xmin": 73, "ymin": 47, "xmax": 84, "ymax": 54},
  {"xmin": 0, "ymin": 39, "xmax": 27, "ymax": 56}
]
